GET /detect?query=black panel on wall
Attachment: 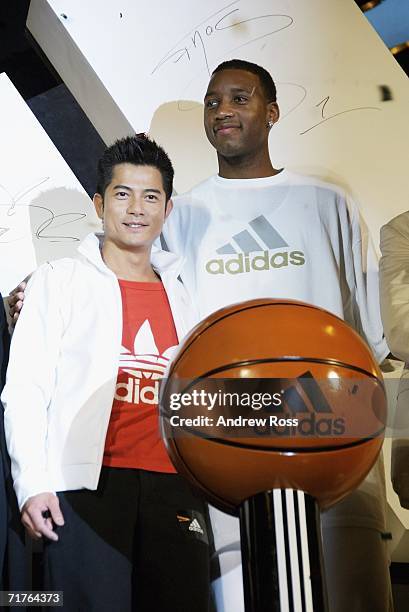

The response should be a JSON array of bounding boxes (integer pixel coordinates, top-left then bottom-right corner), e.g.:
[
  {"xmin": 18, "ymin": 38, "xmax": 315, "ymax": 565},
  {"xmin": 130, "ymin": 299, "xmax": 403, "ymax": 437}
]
[
  {"xmin": 1, "ymin": 0, "xmax": 106, "ymax": 198},
  {"xmin": 27, "ymin": 85, "xmax": 106, "ymax": 198},
  {"xmin": 0, "ymin": 0, "xmax": 60, "ymax": 99}
]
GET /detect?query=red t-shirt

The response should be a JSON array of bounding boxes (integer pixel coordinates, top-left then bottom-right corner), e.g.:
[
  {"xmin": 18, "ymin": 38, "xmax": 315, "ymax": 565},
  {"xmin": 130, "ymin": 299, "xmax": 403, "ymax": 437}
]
[{"xmin": 103, "ymin": 280, "xmax": 178, "ymax": 473}]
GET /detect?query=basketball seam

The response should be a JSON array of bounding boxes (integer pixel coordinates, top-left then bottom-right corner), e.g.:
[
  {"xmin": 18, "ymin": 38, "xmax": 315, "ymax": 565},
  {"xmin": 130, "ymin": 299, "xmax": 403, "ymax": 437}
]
[
  {"xmin": 162, "ymin": 420, "xmax": 385, "ymax": 453},
  {"xmin": 174, "ymin": 357, "xmax": 385, "ymax": 390}
]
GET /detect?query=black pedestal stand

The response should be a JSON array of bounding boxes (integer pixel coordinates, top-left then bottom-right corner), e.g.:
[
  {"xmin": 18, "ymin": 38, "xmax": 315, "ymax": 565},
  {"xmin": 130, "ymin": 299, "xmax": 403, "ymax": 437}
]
[{"xmin": 239, "ymin": 489, "xmax": 328, "ymax": 612}]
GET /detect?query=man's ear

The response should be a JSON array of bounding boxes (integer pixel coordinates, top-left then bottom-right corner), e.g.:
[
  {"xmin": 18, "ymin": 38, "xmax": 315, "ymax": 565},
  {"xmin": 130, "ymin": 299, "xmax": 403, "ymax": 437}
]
[
  {"xmin": 267, "ymin": 101, "xmax": 280, "ymax": 125},
  {"xmin": 164, "ymin": 198, "xmax": 173, "ymax": 220},
  {"xmin": 93, "ymin": 193, "xmax": 104, "ymax": 219}
]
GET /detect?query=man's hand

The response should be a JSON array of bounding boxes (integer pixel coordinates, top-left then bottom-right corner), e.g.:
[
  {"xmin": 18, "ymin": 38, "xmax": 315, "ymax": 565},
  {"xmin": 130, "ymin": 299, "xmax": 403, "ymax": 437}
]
[
  {"xmin": 392, "ymin": 443, "xmax": 409, "ymax": 510},
  {"xmin": 392, "ymin": 474, "xmax": 409, "ymax": 510},
  {"xmin": 8, "ymin": 277, "xmax": 30, "ymax": 324},
  {"xmin": 21, "ymin": 492, "xmax": 65, "ymax": 541}
]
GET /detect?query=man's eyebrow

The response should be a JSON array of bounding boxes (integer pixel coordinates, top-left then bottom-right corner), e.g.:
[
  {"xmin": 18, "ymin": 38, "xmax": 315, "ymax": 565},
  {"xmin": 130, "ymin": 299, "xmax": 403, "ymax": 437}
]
[
  {"xmin": 113, "ymin": 184, "xmax": 131, "ymax": 190},
  {"xmin": 112, "ymin": 185, "xmax": 162, "ymax": 194},
  {"xmin": 204, "ymin": 87, "xmax": 255, "ymax": 99},
  {"xmin": 231, "ymin": 86, "xmax": 255, "ymax": 95}
]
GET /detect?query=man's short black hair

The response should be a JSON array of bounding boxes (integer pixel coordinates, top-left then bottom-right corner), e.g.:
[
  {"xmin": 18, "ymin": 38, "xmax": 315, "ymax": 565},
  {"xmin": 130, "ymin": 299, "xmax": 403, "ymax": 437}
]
[
  {"xmin": 96, "ymin": 134, "xmax": 174, "ymax": 201},
  {"xmin": 212, "ymin": 59, "xmax": 277, "ymax": 103}
]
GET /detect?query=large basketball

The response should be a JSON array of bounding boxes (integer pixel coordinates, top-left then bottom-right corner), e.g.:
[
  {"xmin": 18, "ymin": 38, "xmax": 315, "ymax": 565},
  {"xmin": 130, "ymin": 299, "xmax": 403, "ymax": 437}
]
[{"xmin": 160, "ymin": 299, "xmax": 386, "ymax": 514}]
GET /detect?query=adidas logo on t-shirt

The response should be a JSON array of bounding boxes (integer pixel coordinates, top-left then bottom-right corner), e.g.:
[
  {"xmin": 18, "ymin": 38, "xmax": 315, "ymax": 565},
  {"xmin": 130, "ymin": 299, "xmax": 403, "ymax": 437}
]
[
  {"xmin": 216, "ymin": 214, "xmax": 288, "ymax": 254},
  {"xmin": 205, "ymin": 215, "xmax": 305, "ymax": 275},
  {"xmin": 114, "ymin": 320, "xmax": 177, "ymax": 405},
  {"xmin": 188, "ymin": 518, "xmax": 204, "ymax": 534}
]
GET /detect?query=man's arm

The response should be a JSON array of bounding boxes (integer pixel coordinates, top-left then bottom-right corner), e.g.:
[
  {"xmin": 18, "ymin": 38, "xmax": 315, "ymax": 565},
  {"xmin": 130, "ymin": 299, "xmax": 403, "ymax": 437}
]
[
  {"xmin": 7, "ymin": 276, "xmax": 31, "ymax": 325},
  {"xmin": 379, "ymin": 213, "xmax": 409, "ymax": 362},
  {"xmin": 346, "ymin": 196, "xmax": 389, "ymax": 363},
  {"xmin": 0, "ymin": 294, "xmax": 8, "ymax": 579},
  {"xmin": 0, "ymin": 297, "xmax": 9, "ymax": 383},
  {"xmin": 379, "ymin": 213, "xmax": 409, "ymax": 509},
  {"xmin": 2, "ymin": 264, "xmax": 65, "ymax": 538}
]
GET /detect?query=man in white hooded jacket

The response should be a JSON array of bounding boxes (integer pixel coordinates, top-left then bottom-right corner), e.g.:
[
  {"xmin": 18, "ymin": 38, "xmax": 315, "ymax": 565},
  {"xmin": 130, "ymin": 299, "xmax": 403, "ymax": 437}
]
[{"xmin": 2, "ymin": 135, "xmax": 213, "ymax": 612}]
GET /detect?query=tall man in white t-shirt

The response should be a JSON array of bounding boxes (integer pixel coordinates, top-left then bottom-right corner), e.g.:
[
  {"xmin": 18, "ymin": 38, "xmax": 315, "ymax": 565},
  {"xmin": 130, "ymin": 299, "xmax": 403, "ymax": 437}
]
[{"xmin": 162, "ymin": 59, "xmax": 392, "ymax": 612}]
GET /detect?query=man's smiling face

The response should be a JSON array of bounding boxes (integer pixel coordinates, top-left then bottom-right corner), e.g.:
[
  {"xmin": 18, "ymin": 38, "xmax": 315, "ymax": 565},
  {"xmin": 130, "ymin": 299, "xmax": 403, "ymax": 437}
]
[
  {"xmin": 94, "ymin": 163, "xmax": 172, "ymax": 251},
  {"xmin": 203, "ymin": 68, "xmax": 278, "ymax": 160}
]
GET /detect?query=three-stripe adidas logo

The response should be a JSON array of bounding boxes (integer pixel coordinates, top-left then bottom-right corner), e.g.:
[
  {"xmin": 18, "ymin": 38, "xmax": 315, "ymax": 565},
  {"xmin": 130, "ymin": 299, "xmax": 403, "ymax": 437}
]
[
  {"xmin": 176, "ymin": 513, "xmax": 207, "ymax": 542},
  {"xmin": 188, "ymin": 518, "xmax": 204, "ymax": 535},
  {"xmin": 270, "ymin": 490, "xmax": 324, "ymax": 611},
  {"xmin": 255, "ymin": 371, "xmax": 345, "ymax": 437},
  {"xmin": 216, "ymin": 215, "xmax": 288, "ymax": 254},
  {"xmin": 205, "ymin": 215, "xmax": 305, "ymax": 275}
]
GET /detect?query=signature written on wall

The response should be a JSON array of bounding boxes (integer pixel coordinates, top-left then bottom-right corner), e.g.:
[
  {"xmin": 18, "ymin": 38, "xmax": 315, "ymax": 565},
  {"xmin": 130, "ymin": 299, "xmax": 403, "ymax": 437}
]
[
  {"xmin": 151, "ymin": 0, "xmax": 293, "ymax": 76},
  {"xmin": 0, "ymin": 177, "xmax": 86, "ymax": 244},
  {"xmin": 299, "ymin": 95, "xmax": 381, "ymax": 135},
  {"xmin": 150, "ymin": 1, "xmax": 382, "ymax": 134}
]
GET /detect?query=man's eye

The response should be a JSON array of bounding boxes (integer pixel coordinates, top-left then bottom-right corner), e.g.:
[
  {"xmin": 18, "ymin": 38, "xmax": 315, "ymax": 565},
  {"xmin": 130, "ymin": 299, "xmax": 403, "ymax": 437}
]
[
  {"xmin": 146, "ymin": 194, "xmax": 158, "ymax": 201},
  {"xmin": 234, "ymin": 96, "xmax": 248, "ymax": 104},
  {"xmin": 205, "ymin": 99, "xmax": 218, "ymax": 109},
  {"xmin": 116, "ymin": 191, "xmax": 128, "ymax": 198}
]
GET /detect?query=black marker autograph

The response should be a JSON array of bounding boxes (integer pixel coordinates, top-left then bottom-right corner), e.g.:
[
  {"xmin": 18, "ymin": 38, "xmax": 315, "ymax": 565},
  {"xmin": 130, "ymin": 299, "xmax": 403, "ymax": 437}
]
[
  {"xmin": 151, "ymin": 0, "xmax": 293, "ymax": 76},
  {"xmin": 0, "ymin": 178, "xmax": 86, "ymax": 244},
  {"xmin": 150, "ymin": 1, "xmax": 380, "ymax": 136},
  {"xmin": 300, "ymin": 95, "xmax": 381, "ymax": 135}
]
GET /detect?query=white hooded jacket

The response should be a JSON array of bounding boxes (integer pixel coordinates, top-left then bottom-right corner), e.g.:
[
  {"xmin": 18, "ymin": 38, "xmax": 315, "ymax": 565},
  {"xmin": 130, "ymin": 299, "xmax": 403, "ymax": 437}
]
[{"xmin": 2, "ymin": 233, "xmax": 197, "ymax": 509}]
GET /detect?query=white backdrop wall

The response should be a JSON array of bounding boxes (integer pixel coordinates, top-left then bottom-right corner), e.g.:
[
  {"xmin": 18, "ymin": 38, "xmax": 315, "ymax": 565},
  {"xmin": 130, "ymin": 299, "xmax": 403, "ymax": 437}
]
[
  {"xmin": 27, "ymin": 0, "xmax": 409, "ymax": 249},
  {"xmin": 0, "ymin": 74, "xmax": 100, "ymax": 296}
]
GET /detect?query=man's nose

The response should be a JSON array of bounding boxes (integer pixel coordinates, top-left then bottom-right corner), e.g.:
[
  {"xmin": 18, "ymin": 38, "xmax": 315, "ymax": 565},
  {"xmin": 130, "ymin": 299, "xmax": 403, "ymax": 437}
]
[
  {"xmin": 127, "ymin": 196, "xmax": 144, "ymax": 214},
  {"xmin": 215, "ymin": 99, "xmax": 234, "ymax": 119}
]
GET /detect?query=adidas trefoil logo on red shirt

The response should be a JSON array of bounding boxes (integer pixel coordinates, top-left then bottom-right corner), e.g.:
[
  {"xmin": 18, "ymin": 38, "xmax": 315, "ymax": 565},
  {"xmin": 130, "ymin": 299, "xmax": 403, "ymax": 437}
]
[{"xmin": 114, "ymin": 319, "xmax": 177, "ymax": 405}]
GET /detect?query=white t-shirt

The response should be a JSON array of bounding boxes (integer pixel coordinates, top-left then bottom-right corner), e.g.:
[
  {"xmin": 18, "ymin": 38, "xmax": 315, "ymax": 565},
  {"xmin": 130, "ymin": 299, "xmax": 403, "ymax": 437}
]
[
  {"xmin": 165, "ymin": 170, "xmax": 387, "ymax": 365},
  {"xmin": 163, "ymin": 170, "xmax": 389, "ymax": 533}
]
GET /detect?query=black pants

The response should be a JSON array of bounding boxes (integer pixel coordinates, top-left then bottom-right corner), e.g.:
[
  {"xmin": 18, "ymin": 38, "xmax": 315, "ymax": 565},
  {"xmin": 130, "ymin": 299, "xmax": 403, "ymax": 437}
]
[{"xmin": 43, "ymin": 467, "xmax": 214, "ymax": 612}]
